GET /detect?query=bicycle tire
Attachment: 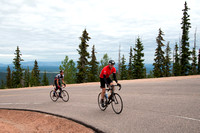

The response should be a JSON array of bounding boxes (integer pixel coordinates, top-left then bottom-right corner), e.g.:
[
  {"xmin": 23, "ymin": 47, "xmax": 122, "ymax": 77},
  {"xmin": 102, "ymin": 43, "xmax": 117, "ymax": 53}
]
[
  {"xmin": 50, "ymin": 90, "xmax": 58, "ymax": 102},
  {"xmin": 98, "ymin": 92, "xmax": 107, "ymax": 111},
  {"xmin": 61, "ymin": 90, "xmax": 69, "ymax": 102},
  {"xmin": 111, "ymin": 93, "xmax": 123, "ymax": 114}
]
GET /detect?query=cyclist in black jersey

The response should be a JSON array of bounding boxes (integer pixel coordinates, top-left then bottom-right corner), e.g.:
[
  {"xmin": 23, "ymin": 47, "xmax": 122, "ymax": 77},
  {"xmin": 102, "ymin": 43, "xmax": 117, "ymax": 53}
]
[{"xmin": 54, "ymin": 70, "xmax": 66, "ymax": 98}]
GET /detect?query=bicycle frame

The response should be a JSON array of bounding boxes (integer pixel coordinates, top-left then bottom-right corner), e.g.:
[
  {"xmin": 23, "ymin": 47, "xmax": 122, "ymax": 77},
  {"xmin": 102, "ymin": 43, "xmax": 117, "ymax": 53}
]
[
  {"xmin": 98, "ymin": 84, "xmax": 123, "ymax": 114},
  {"xmin": 54, "ymin": 85, "xmax": 66, "ymax": 92},
  {"xmin": 50, "ymin": 86, "xmax": 69, "ymax": 102},
  {"xmin": 105, "ymin": 85, "xmax": 121, "ymax": 104}
]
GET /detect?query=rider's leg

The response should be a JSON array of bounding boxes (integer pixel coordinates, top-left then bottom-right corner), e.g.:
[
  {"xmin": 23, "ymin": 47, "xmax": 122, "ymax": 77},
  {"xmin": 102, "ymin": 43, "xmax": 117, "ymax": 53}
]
[
  {"xmin": 100, "ymin": 78, "xmax": 106, "ymax": 100},
  {"xmin": 54, "ymin": 80, "xmax": 58, "ymax": 96},
  {"xmin": 53, "ymin": 90, "xmax": 56, "ymax": 97},
  {"xmin": 100, "ymin": 78, "xmax": 106, "ymax": 107},
  {"xmin": 59, "ymin": 84, "xmax": 62, "ymax": 97},
  {"xmin": 107, "ymin": 78, "xmax": 114, "ymax": 99},
  {"xmin": 100, "ymin": 87, "xmax": 105, "ymax": 107},
  {"xmin": 101, "ymin": 87, "xmax": 106, "ymax": 99}
]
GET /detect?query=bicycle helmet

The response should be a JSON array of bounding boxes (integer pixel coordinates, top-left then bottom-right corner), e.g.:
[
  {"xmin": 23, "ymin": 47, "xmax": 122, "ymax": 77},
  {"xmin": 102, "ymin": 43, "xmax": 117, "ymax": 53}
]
[{"xmin": 109, "ymin": 60, "xmax": 115, "ymax": 65}]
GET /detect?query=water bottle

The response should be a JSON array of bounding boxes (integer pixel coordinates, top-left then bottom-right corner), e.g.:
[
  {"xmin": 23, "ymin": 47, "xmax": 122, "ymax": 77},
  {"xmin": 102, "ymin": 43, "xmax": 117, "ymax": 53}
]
[{"xmin": 105, "ymin": 91, "xmax": 108, "ymax": 99}]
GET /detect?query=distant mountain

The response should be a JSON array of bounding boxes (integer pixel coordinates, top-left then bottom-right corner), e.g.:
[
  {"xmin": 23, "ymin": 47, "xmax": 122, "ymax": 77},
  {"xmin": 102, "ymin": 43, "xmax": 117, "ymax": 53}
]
[
  {"xmin": 0, "ymin": 61, "xmax": 61, "ymax": 73},
  {"xmin": 0, "ymin": 61, "xmax": 61, "ymax": 67},
  {"xmin": 113, "ymin": 63, "xmax": 153, "ymax": 74},
  {"xmin": 145, "ymin": 64, "xmax": 154, "ymax": 73},
  {"xmin": 0, "ymin": 61, "xmax": 154, "ymax": 73},
  {"xmin": 21, "ymin": 61, "xmax": 62, "ymax": 67},
  {"xmin": 0, "ymin": 63, "xmax": 8, "ymax": 67}
]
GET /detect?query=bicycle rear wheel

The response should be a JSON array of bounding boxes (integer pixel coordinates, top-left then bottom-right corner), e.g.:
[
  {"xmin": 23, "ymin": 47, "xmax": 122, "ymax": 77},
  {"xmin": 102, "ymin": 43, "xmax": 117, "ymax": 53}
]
[
  {"xmin": 61, "ymin": 90, "xmax": 69, "ymax": 102},
  {"xmin": 111, "ymin": 93, "xmax": 123, "ymax": 114},
  {"xmin": 50, "ymin": 90, "xmax": 58, "ymax": 102},
  {"xmin": 98, "ymin": 92, "xmax": 107, "ymax": 111}
]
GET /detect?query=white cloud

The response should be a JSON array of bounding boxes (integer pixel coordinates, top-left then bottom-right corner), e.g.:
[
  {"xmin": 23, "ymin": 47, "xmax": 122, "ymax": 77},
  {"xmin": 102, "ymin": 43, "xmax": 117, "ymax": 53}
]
[{"xmin": 0, "ymin": 0, "xmax": 200, "ymax": 64}]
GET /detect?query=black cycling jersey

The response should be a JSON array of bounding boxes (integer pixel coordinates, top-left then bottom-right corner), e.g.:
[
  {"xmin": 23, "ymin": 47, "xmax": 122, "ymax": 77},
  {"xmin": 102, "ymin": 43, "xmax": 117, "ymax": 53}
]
[{"xmin": 54, "ymin": 74, "xmax": 64, "ymax": 81}]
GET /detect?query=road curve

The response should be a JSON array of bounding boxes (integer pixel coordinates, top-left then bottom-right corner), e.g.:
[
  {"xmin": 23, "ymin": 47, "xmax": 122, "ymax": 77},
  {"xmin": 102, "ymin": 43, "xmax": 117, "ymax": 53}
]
[{"xmin": 0, "ymin": 75, "xmax": 200, "ymax": 133}]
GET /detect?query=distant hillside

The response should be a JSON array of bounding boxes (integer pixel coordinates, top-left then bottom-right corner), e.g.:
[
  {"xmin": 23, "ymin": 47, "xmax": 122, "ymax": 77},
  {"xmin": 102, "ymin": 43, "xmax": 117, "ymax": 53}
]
[
  {"xmin": 21, "ymin": 61, "xmax": 62, "ymax": 67},
  {"xmin": 145, "ymin": 64, "xmax": 154, "ymax": 73},
  {"xmin": 0, "ymin": 66, "xmax": 60, "ymax": 73},
  {"xmin": 0, "ymin": 72, "xmax": 56, "ymax": 86},
  {"xmin": 0, "ymin": 61, "xmax": 61, "ymax": 73},
  {"xmin": 0, "ymin": 61, "xmax": 154, "ymax": 73},
  {"xmin": 0, "ymin": 72, "xmax": 7, "ymax": 84},
  {"xmin": 0, "ymin": 62, "xmax": 154, "ymax": 87},
  {"xmin": 0, "ymin": 61, "xmax": 61, "ymax": 67}
]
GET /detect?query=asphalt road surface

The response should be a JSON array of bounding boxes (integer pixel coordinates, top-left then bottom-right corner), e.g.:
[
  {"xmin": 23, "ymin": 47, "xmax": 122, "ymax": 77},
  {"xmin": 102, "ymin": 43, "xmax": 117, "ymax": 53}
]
[{"xmin": 0, "ymin": 76, "xmax": 200, "ymax": 133}]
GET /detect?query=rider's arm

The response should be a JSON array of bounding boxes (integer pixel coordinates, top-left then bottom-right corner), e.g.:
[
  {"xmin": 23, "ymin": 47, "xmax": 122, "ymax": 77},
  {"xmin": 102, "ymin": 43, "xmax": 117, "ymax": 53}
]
[
  {"xmin": 113, "ymin": 73, "xmax": 118, "ymax": 83},
  {"xmin": 62, "ymin": 79, "xmax": 66, "ymax": 86},
  {"xmin": 57, "ymin": 79, "xmax": 59, "ymax": 86}
]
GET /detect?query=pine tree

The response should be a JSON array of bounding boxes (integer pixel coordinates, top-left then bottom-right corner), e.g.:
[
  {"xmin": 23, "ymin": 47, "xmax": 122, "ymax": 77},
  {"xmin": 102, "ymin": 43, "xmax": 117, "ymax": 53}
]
[
  {"xmin": 67, "ymin": 60, "xmax": 77, "ymax": 84},
  {"xmin": 191, "ymin": 29, "xmax": 197, "ymax": 75},
  {"xmin": 77, "ymin": 29, "xmax": 90, "ymax": 83},
  {"xmin": 144, "ymin": 68, "xmax": 147, "ymax": 78},
  {"xmin": 127, "ymin": 46, "xmax": 133, "ymax": 79},
  {"xmin": 99, "ymin": 53, "xmax": 110, "ymax": 74},
  {"xmin": 173, "ymin": 43, "xmax": 181, "ymax": 76},
  {"xmin": 12, "ymin": 46, "xmax": 24, "ymax": 88},
  {"xmin": 120, "ymin": 54, "xmax": 127, "ymax": 80},
  {"xmin": 198, "ymin": 49, "xmax": 200, "ymax": 74},
  {"xmin": 31, "ymin": 60, "xmax": 40, "ymax": 86},
  {"xmin": 42, "ymin": 70, "xmax": 49, "ymax": 86},
  {"xmin": 6, "ymin": 65, "xmax": 12, "ymax": 88},
  {"xmin": 88, "ymin": 45, "xmax": 99, "ymax": 82},
  {"xmin": 180, "ymin": 1, "xmax": 191, "ymax": 75},
  {"xmin": 118, "ymin": 45, "xmax": 121, "ymax": 79},
  {"xmin": 133, "ymin": 37, "xmax": 145, "ymax": 79},
  {"xmin": 0, "ymin": 80, "xmax": 5, "ymax": 89},
  {"xmin": 59, "ymin": 56, "xmax": 77, "ymax": 84},
  {"xmin": 153, "ymin": 28, "xmax": 165, "ymax": 77},
  {"xmin": 11, "ymin": 71, "xmax": 14, "ymax": 88},
  {"xmin": 147, "ymin": 70, "xmax": 154, "ymax": 78},
  {"xmin": 164, "ymin": 42, "xmax": 171, "ymax": 77},
  {"xmin": 24, "ymin": 67, "xmax": 30, "ymax": 87},
  {"xmin": 191, "ymin": 47, "xmax": 197, "ymax": 75}
]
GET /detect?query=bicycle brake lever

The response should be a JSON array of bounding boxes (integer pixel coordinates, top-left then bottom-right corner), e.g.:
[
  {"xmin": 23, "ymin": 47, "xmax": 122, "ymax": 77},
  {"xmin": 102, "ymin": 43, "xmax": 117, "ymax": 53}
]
[{"xmin": 117, "ymin": 84, "xmax": 121, "ymax": 90}]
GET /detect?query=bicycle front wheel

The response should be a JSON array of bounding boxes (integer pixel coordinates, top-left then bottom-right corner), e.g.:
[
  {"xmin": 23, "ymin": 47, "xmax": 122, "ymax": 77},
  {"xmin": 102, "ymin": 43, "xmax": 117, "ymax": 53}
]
[
  {"xmin": 50, "ymin": 90, "xmax": 58, "ymax": 102},
  {"xmin": 111, "ymin": 93, "xmax": 123, "ymax": 114},
  {"xmin": 61, "ymin": 90, "xmax": 69, "ymax": 102}
]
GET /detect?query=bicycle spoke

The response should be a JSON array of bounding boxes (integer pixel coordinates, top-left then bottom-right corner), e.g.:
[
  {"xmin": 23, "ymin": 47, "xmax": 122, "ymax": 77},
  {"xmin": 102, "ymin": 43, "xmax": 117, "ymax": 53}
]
[{"xmin": 113, "ymin": 96, "xmax": 119, "ymax": 104}]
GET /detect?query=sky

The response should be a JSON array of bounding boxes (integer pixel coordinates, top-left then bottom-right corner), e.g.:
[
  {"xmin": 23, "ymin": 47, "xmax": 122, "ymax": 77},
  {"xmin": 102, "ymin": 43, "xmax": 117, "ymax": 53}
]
[{"xmin": 0, "ymin": 0, "xmax": 200, "ymax": 65}]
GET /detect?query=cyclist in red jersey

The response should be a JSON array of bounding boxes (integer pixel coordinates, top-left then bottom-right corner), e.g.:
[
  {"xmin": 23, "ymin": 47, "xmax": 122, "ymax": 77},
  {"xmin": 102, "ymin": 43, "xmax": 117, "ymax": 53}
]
[{"xmin": 99, "ymin": 60, "xmax": 120, "ymax": 107}]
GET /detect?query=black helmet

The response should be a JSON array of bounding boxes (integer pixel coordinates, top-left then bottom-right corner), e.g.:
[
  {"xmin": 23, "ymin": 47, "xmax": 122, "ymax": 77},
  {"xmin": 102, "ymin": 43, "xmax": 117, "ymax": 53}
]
[
  {"xmin": 60, "ymin": 70, "xmax": 64, "ymax": 73},
  {"xmin": 109, "ymin": 60, "xmax": 115, "ymax": 65}
]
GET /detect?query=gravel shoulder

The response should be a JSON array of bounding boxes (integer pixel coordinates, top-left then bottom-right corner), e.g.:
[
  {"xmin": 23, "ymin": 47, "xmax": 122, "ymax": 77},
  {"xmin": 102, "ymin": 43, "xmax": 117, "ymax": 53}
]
[{"xmin": 0, "ymin": 109, "xmax": 94, "ymax": 133}]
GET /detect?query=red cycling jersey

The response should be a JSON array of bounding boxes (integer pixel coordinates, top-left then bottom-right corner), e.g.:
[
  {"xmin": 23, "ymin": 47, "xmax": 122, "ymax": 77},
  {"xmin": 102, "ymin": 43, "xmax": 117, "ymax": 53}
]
[{"xmin": 100, "ymin": 65, "xmax": 116, "ymax": 78}]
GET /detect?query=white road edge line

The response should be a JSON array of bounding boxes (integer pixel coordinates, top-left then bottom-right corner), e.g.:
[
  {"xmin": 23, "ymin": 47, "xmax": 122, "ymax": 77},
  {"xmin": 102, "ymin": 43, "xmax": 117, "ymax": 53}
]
[
  {"xmin": 0, "ymin": 103, "xmax": 41, "ymax": 105},
  {"xmin": 172, "ymin": 115, "xmax": 200, "ymax": 122}
]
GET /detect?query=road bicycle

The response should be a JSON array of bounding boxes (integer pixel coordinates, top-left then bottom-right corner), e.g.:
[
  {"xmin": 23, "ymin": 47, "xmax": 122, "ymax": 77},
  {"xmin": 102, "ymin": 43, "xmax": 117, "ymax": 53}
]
[
  {"xmin": 50, "ymin": 86, "xmax": 69, "ymax": 102},
  {"xmin": 98, "ymin": 84, "xmax": 123, "ymax": 114}
]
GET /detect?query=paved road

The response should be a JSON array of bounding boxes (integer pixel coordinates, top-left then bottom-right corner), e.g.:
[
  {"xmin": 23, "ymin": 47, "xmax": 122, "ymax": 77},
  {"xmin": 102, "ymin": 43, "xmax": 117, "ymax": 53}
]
[{"xmin": 0, "ymin": 76, "xmax": 200, "ymax": 133}]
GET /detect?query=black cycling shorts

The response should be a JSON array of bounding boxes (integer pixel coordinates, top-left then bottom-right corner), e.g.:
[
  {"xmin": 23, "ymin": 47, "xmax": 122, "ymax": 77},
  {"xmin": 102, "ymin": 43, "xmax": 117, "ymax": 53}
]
[
  {"xmin": 54, "ymin": 80, "xmax": 61, "ymax": 90},
  {"xmin": 100, "ymin": 77, "xmax": 112, "ymax": 88}
]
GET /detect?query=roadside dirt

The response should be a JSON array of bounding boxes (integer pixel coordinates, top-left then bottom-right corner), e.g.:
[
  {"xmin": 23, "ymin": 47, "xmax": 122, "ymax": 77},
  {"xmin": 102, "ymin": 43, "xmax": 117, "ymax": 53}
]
[{"xmin": 0, "ymin": 109, "xmax": 94, "ymax": 133}]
